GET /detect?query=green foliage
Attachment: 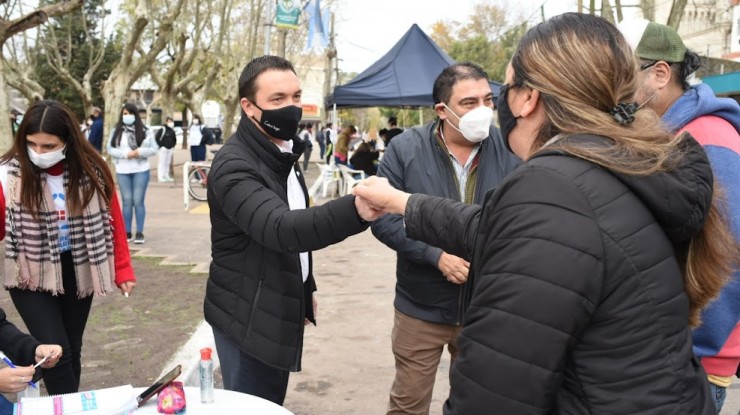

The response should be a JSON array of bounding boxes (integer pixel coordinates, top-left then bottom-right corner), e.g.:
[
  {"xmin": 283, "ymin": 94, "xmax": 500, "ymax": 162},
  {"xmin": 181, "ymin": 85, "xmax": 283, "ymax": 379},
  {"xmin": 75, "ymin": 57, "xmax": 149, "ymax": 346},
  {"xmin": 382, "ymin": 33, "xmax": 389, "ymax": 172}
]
[
  {"xmin": 431, "ymin": 3, "xmax": 527, "ymax": 83},
  {"xmin": 340, "ymin": 107, "xmax": 435, "ymax": 130},
  {"xmin": 448, "ymin": 35, "xmax": 497, "ymax": 78},
  {"xmin": 34, "ymin": 0, "xmax": 122, "ymax": 121}
]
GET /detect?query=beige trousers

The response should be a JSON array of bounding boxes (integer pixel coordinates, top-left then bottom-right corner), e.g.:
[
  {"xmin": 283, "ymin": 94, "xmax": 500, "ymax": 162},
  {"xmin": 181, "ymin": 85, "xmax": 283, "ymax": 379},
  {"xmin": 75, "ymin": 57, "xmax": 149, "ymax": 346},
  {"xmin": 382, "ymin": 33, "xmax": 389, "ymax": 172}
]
[{"xmin": 387, "ymin": 309, "xmax": 462, "ymax": 415}]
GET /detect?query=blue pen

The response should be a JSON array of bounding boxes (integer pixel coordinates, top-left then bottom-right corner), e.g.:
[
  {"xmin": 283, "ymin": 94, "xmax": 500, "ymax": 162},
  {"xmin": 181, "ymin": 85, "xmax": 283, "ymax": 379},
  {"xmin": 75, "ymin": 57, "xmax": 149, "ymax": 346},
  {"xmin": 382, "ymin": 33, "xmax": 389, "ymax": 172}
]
[{"xmin": 0, "ymin": 351, "xmax": 37, "ymax": 389}]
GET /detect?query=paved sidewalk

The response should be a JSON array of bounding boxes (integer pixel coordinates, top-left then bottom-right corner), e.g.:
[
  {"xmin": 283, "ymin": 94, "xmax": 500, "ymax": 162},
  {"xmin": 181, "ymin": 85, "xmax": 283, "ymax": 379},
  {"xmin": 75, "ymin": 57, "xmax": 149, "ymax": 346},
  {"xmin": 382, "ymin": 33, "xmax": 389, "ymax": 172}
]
[
  {"xmin": 134, "ymin": 147, "xmax": 215, "ymax": 273},
  {"xmin": 138, "ymin": 147, "xmax": 739, "ymax": 415}
]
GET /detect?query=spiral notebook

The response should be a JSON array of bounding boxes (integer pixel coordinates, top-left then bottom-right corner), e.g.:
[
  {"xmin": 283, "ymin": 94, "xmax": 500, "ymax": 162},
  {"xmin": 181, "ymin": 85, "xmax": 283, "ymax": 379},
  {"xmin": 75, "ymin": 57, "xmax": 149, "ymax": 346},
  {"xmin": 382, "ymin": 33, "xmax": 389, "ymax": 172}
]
[{"xmin": 13, "ymin": 384, "xmax": 138, "ymax": 415}]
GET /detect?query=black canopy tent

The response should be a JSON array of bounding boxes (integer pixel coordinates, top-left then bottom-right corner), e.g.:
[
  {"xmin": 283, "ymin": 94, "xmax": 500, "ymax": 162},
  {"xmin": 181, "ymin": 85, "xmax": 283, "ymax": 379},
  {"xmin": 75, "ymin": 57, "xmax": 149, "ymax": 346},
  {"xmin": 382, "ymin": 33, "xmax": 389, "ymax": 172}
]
[{"xmin": 326, "ymin": 24, "xmax": 502, "ymax": 109}]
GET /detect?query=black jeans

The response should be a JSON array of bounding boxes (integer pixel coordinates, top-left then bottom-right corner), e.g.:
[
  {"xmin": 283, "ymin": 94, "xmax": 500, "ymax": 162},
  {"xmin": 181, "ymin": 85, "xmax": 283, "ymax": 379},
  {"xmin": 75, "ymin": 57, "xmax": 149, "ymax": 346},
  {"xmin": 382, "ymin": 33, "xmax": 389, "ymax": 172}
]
[
  {"xmin": 9, "ymin": 251, "xmax": 93, "ymax": 395},
  {"xmin": 213, "ymin": 328, "xmax": 290, "ymax": 405},
  {"xmin": 303, "ymin": 146, "xmax": 312, "ymax": 171}
]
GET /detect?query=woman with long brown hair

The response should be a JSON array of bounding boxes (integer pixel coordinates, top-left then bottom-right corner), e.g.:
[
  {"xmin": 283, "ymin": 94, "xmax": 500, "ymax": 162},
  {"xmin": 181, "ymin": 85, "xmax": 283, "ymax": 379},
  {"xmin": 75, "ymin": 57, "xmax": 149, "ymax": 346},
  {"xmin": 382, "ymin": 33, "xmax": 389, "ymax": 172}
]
[
  {"xmin": 354, "ymin": 13, "xmax": 737, "ymax": 414},
  {"xmin": 333, "ymin": 125, "xmax": 356, "ymax": 165},
  {"xmin": 107, "ymin": 102, "xmax": 158, "ymax": 244},
  {"xmin": 0, "ymin": 100, "xmax": 136, "ymax": 395}
]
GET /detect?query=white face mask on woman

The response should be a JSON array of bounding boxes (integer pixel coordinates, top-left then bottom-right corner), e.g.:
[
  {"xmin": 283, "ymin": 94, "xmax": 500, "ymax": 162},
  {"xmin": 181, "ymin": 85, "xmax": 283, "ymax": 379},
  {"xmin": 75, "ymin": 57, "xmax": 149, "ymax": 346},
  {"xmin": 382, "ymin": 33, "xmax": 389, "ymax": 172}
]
[
  {"xmin": 122, "ymin": 114, "xmax": 135, "ymax": 125},
  {"xmin": 28, "ymin": 145, "xmax": 66, "ymax": 169},
  {"xmin": 443, "ymin": 104, "xmax": 494, "ymax": 143}
]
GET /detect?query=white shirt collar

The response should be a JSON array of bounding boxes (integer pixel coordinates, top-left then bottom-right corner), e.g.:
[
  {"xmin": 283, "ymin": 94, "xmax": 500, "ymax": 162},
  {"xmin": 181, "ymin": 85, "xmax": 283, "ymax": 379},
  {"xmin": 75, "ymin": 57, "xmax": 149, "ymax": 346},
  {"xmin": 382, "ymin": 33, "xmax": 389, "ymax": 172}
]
[{"xmin": 274, "ymin": 139, "xmax": 294, "ymax": 153}]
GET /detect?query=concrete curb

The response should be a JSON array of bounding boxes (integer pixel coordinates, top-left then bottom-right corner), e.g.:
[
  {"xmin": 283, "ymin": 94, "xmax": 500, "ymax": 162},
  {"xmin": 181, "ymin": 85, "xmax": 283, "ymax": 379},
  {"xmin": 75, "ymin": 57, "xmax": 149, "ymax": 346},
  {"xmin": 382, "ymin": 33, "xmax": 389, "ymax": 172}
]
[{"xmin": 158, "ymin": 320, "xmax": 219, "ymax": 387}]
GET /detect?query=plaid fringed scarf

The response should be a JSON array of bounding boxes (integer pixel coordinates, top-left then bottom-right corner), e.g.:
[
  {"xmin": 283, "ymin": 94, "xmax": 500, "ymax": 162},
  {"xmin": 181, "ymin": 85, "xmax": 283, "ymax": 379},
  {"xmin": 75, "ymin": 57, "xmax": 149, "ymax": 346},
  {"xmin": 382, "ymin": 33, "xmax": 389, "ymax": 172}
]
[{"xmin": 4, "ymin": 159, "xmax": 115, "ymax": 297}]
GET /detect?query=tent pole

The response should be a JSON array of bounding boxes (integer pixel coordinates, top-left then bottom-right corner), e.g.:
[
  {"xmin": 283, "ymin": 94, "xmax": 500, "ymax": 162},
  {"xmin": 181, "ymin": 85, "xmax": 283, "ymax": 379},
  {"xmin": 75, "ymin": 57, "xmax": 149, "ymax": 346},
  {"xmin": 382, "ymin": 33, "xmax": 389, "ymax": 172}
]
[
  {"xmin": 333, "ymin": 103, "xmax": 337, "ymax": 128},
  {"xmin": 418, "ymin": 107, "xmax": 423, "ymax": 126}
]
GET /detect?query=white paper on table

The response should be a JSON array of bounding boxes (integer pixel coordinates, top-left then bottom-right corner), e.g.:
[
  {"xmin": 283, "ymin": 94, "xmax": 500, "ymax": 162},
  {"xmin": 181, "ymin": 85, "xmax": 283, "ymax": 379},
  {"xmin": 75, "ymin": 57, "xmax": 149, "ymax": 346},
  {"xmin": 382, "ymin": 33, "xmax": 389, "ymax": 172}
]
[{"xmin": 15, "ymin": 384, "xmax": 138, "ymax": 415}]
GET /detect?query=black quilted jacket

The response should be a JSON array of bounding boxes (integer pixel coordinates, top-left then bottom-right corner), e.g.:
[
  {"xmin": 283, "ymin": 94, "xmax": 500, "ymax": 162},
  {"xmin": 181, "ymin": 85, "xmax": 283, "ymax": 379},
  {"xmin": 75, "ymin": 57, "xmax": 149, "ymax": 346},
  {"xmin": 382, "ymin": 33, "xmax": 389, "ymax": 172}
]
[
  {"xmin": 404, "ymin": 134, "xmax": 717, "ymax": 414},
  {"xmin": 0, "ymin": 308, "xmax": 39, "ymax": 365},
  {"xmin": 204, "ymin": 115, "xmax": 368, "ymax": 372}
]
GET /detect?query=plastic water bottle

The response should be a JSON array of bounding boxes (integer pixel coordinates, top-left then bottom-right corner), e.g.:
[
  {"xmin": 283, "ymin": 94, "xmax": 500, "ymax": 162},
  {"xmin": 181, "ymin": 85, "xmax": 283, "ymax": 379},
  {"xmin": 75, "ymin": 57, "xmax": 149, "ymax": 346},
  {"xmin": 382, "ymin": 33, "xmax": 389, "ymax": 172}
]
[{"xmin": 199, "ymin": 347, "xmax": 214, "ymax": 403}]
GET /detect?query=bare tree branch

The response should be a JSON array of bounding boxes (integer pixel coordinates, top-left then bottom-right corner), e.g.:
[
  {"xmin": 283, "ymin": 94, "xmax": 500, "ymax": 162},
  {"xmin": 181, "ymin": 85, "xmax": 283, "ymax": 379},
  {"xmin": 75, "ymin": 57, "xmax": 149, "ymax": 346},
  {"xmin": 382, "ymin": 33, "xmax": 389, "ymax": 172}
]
[
  {"xmin": 1, "ymin": 1, "xmax": 82, "ymax": 41},
  {"xmin": 0, "ymin": 1, "xmax": 82, "ymax": 151}
]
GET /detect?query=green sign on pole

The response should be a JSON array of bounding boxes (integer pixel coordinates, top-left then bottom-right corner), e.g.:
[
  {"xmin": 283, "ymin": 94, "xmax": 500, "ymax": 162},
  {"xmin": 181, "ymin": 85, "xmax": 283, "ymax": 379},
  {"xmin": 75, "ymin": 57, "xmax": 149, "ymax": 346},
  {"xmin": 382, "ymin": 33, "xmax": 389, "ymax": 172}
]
[{"xmin": 276, "ymin": 0, "xmax": 300, "ymax": 29}]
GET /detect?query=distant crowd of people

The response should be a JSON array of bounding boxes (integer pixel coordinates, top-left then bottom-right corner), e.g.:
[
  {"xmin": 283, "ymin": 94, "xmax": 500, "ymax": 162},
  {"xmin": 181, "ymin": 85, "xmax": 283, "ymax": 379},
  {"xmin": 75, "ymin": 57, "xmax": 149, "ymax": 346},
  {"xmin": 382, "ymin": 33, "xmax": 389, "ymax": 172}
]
[{"xmin": 293, "ymin": 115, "xmax": 405, "ymax": 178}]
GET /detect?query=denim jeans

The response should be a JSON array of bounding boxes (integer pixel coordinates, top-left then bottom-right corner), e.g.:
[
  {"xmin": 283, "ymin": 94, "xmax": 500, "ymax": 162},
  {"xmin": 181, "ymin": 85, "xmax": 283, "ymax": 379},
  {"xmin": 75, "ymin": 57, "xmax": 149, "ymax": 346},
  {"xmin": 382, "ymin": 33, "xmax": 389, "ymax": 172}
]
[
  {"xmin": 0, "ymin": 394, "xmax": 12, "ymax": 415},
  {"xmin": 212, "ymin": 329, "xmax": 290, "ymax": 405},
  {"xmin": 709, "ymin": 383, "xmax": 726, "ymax": 413},
  {"xmin": 116, "ymin": 170, "xmax": 150, "ymax": 234},
  {"xmin": 190, "ymin": 144, "xmax": 206, "ymax": 162}
]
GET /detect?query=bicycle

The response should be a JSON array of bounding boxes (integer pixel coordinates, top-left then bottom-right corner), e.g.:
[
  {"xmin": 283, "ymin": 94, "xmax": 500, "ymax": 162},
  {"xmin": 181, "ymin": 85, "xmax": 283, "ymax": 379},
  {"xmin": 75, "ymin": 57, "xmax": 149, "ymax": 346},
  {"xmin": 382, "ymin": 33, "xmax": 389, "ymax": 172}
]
[{"xmin": 187, "ymin": 161, "xmax": 211, "ymax": 201}]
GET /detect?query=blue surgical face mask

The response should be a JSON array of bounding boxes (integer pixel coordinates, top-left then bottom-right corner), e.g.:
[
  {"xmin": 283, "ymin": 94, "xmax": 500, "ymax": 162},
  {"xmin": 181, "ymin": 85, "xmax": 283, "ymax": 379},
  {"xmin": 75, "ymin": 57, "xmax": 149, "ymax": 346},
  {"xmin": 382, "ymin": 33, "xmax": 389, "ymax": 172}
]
[{"xmin": 122, "ymin": 114, "xmax": 135, "ymax": 126}]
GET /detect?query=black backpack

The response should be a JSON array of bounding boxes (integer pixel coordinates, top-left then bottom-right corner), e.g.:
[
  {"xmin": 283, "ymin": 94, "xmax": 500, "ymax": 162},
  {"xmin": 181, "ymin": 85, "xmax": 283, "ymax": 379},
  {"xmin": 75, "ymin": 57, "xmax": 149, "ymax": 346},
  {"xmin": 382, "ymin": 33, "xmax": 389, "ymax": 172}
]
[
  {"xmin": 156, "ymin": 127, "xmax": 177, "ymax": 149},
  {"xmin": 200, "ymin": 126, "xmax": 215, "ymax": 146},
  {"xmin": 155, "ymin": 128, "xmax": 165, "ymax": 147}
]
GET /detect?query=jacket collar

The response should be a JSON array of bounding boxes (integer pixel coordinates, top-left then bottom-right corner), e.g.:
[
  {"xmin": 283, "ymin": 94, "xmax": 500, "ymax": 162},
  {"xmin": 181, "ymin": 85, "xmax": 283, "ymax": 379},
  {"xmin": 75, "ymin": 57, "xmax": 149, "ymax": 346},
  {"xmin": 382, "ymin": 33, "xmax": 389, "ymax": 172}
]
[
  {"xmin": 236, "ymin": 113, "xmax": 305, "ymax": 176},
  {"xmin": 532, "ymin": 133, "xmax": 712, "ymax": 246}
]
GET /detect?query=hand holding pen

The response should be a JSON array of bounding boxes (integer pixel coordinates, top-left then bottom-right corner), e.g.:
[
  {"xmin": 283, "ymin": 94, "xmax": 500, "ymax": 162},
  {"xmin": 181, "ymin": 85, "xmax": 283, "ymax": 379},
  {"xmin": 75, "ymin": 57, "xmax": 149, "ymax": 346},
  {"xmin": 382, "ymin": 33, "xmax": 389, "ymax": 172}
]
[{"xmin": 0, "ymin": 352, "xmax": 37, "ymax": 391}]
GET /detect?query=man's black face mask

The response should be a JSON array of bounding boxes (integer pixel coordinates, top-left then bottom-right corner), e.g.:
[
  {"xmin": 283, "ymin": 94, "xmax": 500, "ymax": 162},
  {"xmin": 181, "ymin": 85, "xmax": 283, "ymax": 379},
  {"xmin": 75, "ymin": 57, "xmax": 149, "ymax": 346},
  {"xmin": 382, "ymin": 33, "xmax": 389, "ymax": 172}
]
[{"xmin": 252, "ymin": 103, "xmax": 303, "ymax": 141}]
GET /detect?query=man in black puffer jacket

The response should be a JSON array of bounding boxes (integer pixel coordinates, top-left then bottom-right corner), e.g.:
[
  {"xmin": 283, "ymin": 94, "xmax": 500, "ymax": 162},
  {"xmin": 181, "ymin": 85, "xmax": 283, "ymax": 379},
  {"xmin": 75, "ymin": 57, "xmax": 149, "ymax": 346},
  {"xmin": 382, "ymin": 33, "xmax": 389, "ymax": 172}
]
[{"xmin": 204, "ymin": 56, "xmax": 371, "ymax": 406}]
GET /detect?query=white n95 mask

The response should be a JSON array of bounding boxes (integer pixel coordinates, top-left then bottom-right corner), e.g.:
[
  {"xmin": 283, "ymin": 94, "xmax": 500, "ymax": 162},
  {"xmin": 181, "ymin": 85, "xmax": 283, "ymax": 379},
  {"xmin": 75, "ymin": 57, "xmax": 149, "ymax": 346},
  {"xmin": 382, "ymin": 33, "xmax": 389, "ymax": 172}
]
[{"xmin": 444, "ymin": 104, "xmax": 494, "ymax": 143}]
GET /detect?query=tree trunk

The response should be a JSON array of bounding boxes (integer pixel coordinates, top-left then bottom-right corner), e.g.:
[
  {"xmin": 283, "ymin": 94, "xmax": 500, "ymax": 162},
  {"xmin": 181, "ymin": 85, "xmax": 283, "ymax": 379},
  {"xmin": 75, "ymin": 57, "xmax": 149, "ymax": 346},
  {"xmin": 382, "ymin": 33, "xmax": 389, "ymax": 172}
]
[
  {"xmin": 159, "ymin": 94, "xmax": 176, "ymax": 120},
  {"xmin": 0, "ymin": 58, "xmax": 13, "ymax": 152},
  {"xmin": 640, "ymin": 0, "xmax": 655, "ymax": 21},
  {"xmin": 222, "ymin": 95, "xmax": 239, "ymax": 141},
  {"xmin": 614, "ymin": 0, "xmax": 624, "ymax": 22},
  {"xmin": 601, "ymin": 0, "xmax": 615, "ymax": 23},
  {"xmin": 666, "ymin": 0, "xmax": 687, "ymax": 30},
  {"xmin": 101, "ymin": 75, "xmax": 130, "ymax": 156}
]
